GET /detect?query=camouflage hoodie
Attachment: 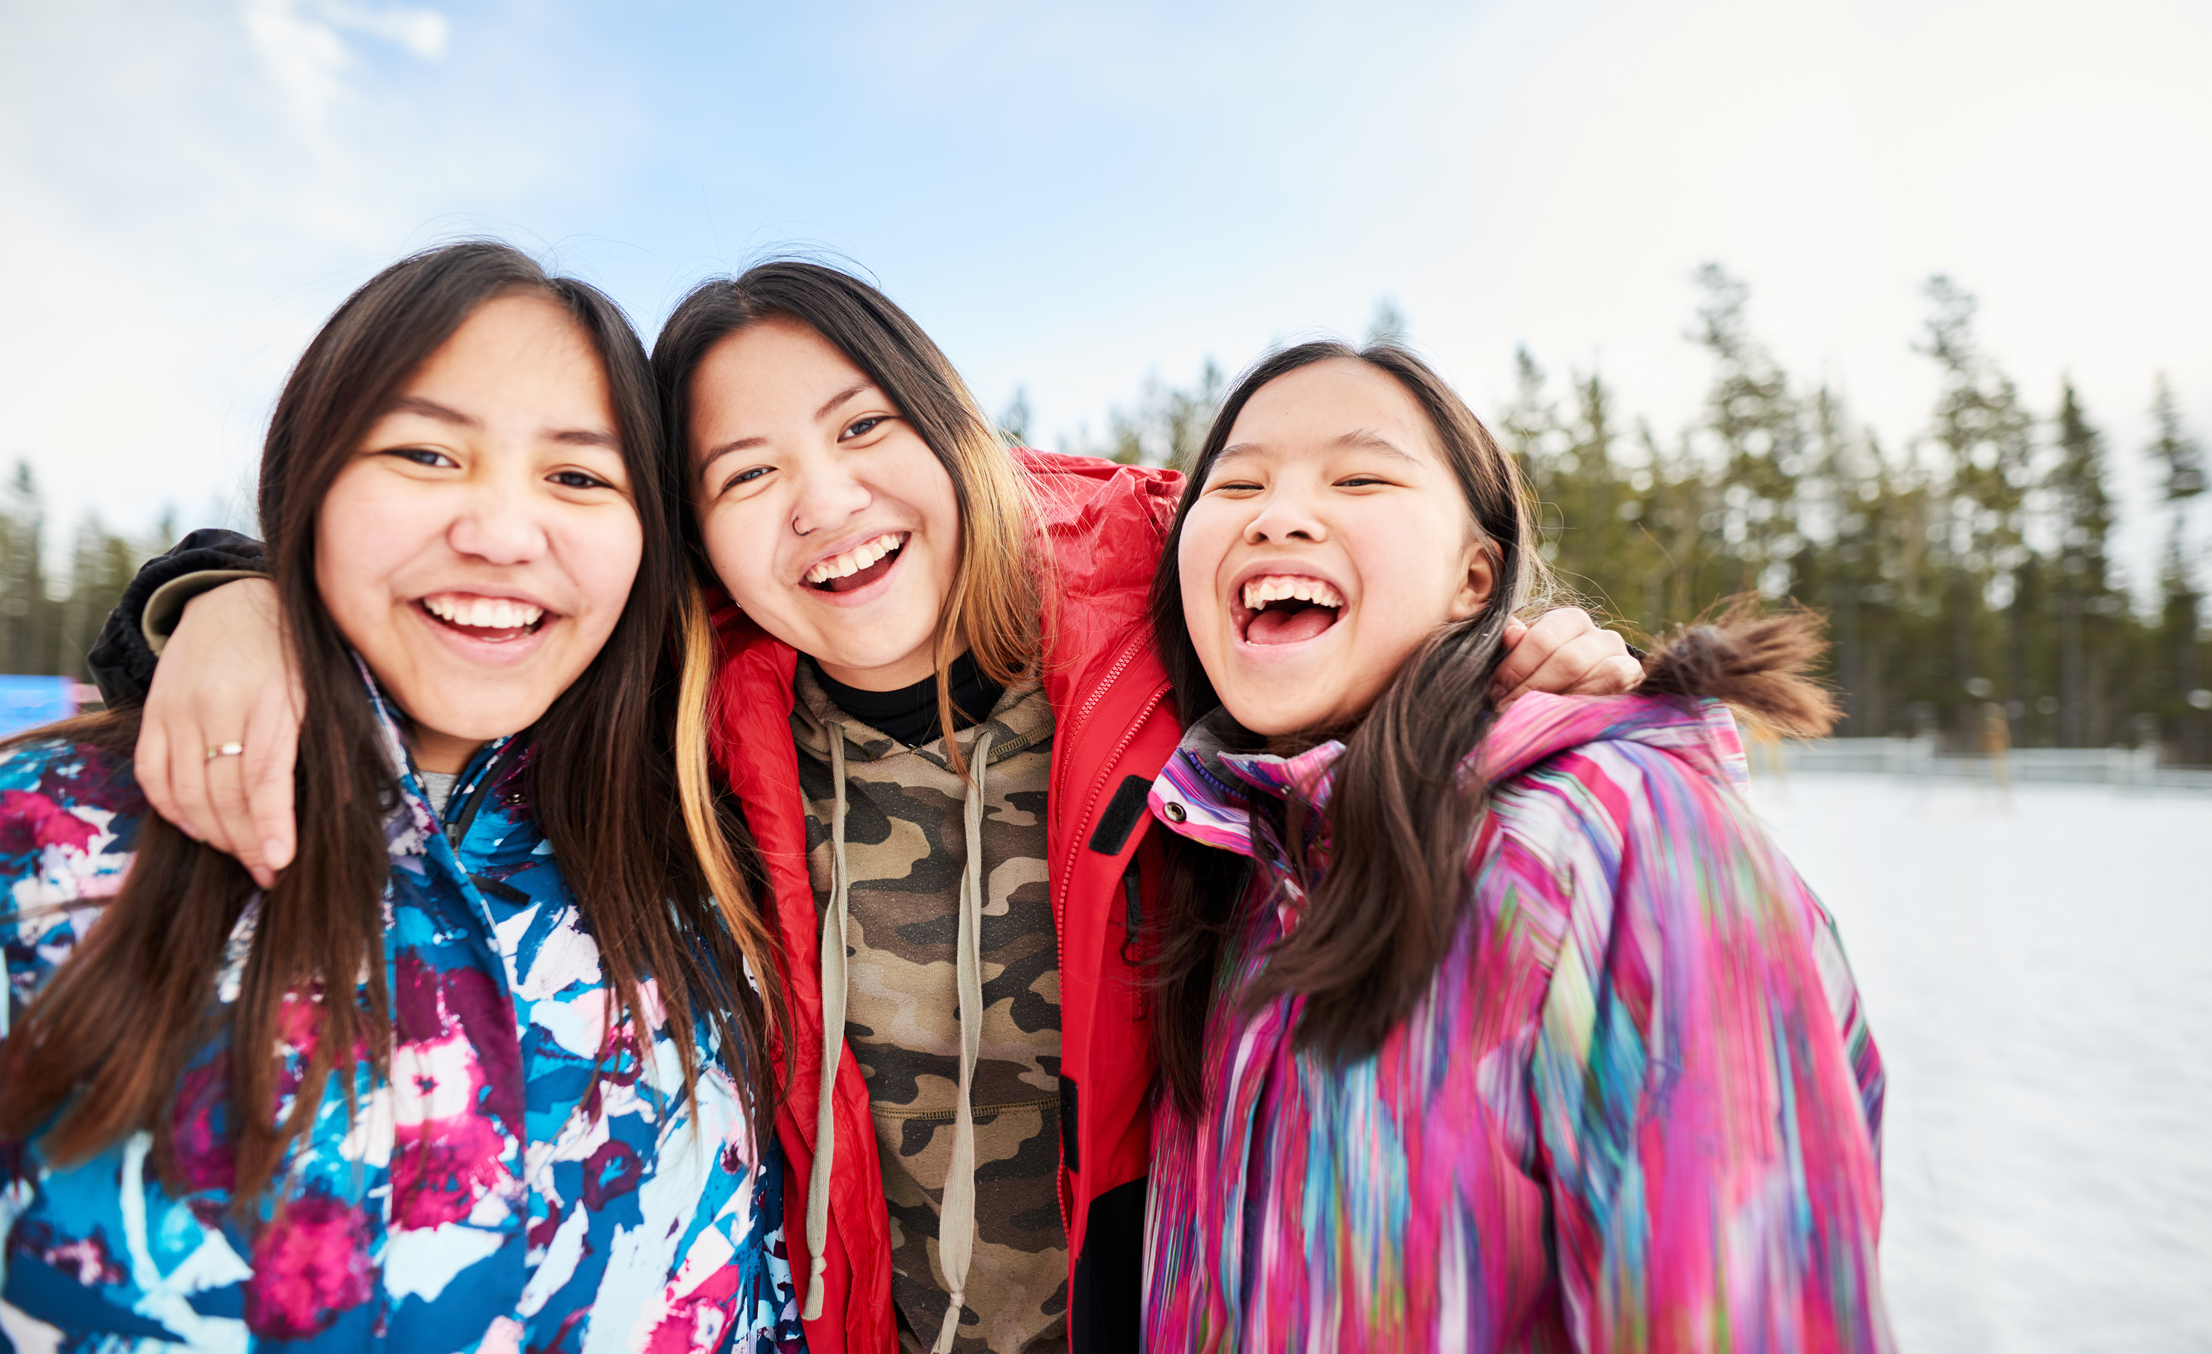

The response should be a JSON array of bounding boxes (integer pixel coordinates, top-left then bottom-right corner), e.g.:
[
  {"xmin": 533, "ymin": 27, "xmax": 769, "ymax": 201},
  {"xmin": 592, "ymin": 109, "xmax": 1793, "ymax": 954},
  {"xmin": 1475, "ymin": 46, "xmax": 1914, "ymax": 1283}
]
[{"xmin": 789, "ymin": 662, "xmax": 1066, "ymax": 1353}]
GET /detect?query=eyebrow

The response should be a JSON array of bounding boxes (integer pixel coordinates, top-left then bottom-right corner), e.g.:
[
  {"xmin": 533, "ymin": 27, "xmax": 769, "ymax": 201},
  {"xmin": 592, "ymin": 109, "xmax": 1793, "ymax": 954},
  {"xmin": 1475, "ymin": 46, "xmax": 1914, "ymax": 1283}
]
[
  {"xmin": 1213, "ymin": 429, "xmax": 1422, "ymax": 466},
  {"xmin": 387, "ymin": 395, "xmax": 480, "ymax": 428},
  {"xmin": 1331, "ymin": 429, "xmax": 1422, "ymax": 462},
  {"xmin": 816, "ymin": 381, "xmax": 874, "ymax": 423},
  {"xmin": 697, "ymin": 381, "xmax": 882, "ymax": 478},
  {"xmin": 386, "ymin": 395, "xmax": 615, "ymax": 449}
]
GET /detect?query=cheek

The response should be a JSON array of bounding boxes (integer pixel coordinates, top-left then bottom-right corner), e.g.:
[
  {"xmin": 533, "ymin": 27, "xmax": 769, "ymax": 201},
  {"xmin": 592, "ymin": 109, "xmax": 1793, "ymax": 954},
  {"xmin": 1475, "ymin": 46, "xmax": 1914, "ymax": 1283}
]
[
  {"xmin": 314, "ymin": 472, "xmax": 412, "ymax": 636},
  {"xmin": 1357, "ymin": 511, "xmax": 1473, "ymax": 625},
  {"xmin": 573, "ymin": 511, "xmax": 645, "ymax": 624},
  {"xmin": 1174, "ymin": 507, "xmax": 1236, "ymax": 626},
  {"xmin": 699, "ymin": 500, "xmax": 779, "ymax": 610},
  {"xmin": 899, "ymin": 445, "xmax": 964, "ymax": 565}
]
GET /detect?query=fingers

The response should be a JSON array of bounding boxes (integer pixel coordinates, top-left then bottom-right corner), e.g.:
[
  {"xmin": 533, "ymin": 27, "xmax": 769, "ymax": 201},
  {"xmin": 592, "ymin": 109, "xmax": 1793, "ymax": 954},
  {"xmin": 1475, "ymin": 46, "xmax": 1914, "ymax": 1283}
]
[
  {"xmin": 171, "ymin": 718, "xmax": 241, "ymax": 857},
  {"xmin": 1488, "ymin": 607, "xmax": 1592, "ymax": 700},
  {"xmin": 134, "ymin": 712, "xmax": 191, "ymax": 840},
  {"xmin": 241, "ymin": 683, "xmax": 303, "ymax": 885},
  {"xmin": 203, "ymin": 741, "xmax": 261, "ymax": 879},
  {"xmin": 1493, "ymin": 609, "xmax": 1643, "ymax": 706},
  {"xmin": 128, "ymin": 577, "xmax": 300, "ymax": 882},
  {"xmin": 1571, "ymin": 654, "xmax": 1647, "ymax": 696}
]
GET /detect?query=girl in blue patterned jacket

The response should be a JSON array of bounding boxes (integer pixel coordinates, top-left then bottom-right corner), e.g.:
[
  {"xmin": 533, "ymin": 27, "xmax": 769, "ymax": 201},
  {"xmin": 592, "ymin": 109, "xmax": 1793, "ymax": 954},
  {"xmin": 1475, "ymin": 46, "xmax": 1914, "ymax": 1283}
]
[{"xmin": 0, "ymin": 243, "xmax": 803, "ymax": 1352}]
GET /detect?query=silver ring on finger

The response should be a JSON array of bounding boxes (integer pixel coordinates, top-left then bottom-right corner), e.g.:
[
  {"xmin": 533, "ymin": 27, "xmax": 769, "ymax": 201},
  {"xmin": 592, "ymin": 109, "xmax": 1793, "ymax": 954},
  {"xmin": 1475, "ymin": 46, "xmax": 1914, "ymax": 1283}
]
[{"xmin": 205, "ymin": 742, "xmax": 246, "ymax": 761}]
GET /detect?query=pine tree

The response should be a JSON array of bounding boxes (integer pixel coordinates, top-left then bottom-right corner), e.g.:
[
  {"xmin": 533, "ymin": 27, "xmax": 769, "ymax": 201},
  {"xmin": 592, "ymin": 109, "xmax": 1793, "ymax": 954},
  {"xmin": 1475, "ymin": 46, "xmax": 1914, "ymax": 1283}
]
[
  {"xmin": 1916, "ymin": 275, "xmax": 2034, "ymax": 745},
  {"xmin": 2148, "ymin": 374, "xmax": 2207, "ymax": 761},
  {"xmin": 1688, "ymin": 264, "xmax": 1803, "ymax": 602},
  {"xmin": 1365, "ymin": 298, "xmax": 1409, "ymax": 347},
  {"xmin": 2, "ymin": 462, "xmax": 61, "ymax": 675},
  {"xmin": 2047, "ymin": 381, "xmax": 2117, "ymax": 745},
  {"xmin": 1097, "ymin": 362, "xmax": 1225, "ymax": 470},
  {"xmin": 998, "ymin": 386, "xmax": 1033, "ymax": 447}
]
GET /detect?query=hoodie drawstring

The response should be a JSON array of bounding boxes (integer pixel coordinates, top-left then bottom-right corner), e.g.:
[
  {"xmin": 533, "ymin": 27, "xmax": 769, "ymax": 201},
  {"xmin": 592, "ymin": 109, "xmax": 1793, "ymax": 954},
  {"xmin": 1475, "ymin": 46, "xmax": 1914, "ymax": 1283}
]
[
  {"xmin": 932, "ymin": 730, "xmax": 992, "ymax": 1353},
  {"xmin": 803, "ymin": 726, "xmax": 853, "ymax": 1322},
  {"xmin": 804, "ymin": 722, "xmax": 995, "ymax": 1354}
]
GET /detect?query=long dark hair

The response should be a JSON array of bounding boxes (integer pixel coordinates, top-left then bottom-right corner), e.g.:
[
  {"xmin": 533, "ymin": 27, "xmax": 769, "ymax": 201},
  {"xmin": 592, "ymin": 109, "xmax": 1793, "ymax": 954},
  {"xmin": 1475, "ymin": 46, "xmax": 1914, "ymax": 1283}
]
[
  {"xmin": 0, "ymin": 241, "xmax": 782, "ymax": 1202},
  {"xmin": 1147, "ymin": 342, "xmax": 1841, "ymax": 1118},
  {"xmin": 652, "ymin": 261, "xmax": 1039, "ymax": 775},
  {"xmin": 1147, "ymin": 341, "xmax": 1540, "ymax": 1113}
]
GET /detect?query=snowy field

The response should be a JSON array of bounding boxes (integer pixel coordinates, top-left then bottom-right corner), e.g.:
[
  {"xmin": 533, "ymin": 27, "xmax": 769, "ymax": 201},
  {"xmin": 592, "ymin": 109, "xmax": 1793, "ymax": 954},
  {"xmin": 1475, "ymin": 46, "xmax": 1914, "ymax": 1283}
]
[{"xmin": 1747, "ymin": 773, "xmax": 2212, "ymax": 1353}]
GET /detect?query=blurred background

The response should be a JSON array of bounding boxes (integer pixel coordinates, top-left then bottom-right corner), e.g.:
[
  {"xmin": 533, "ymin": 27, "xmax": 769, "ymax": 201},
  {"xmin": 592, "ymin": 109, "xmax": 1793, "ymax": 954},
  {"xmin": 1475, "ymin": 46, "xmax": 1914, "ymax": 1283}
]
[{"xmin": 3, "ymin": 1, "xmax": 2208, "ymax": 1347}]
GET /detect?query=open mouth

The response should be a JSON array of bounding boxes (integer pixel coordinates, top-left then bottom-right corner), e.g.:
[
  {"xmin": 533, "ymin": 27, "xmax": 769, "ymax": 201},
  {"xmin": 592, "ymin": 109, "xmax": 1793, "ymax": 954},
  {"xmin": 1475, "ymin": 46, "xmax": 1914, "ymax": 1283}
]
[
  {"xmin": 419, "ymin": 592, "xmax": 549, "ymax": 643},
  {"xmin": 804, "ymin": 531, "xmax": 908, "ymax": 595},
  {"xmin": 1237, "ymin": 575, "xmax": 1345, "ymax": 646}
]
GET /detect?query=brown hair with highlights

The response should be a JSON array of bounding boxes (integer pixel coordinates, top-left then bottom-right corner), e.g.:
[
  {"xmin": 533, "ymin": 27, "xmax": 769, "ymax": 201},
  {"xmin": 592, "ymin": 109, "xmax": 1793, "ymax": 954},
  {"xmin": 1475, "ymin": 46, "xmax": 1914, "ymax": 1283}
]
[{"xmin": 652, "ymin": 261, "xmax": 1040, "ymax": 775}]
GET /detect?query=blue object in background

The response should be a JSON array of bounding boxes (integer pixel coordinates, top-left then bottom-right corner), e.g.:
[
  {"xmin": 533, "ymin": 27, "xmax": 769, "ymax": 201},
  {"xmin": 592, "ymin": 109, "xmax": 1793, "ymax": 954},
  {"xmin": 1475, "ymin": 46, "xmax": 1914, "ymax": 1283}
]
[{"xmin": 0, "ymin": 676, "xmax": 78, "ymax": 736}]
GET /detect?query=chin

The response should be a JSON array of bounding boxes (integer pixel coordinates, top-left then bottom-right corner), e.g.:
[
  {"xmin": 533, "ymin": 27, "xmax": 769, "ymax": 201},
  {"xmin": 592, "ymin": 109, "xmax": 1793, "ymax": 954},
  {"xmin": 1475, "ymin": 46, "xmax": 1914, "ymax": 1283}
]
[
  {"xmin": 1220, "ymin": 690, "xmax": 1335, "ymax": 740},
  {"xmin": 404, "ymin": 692, "xmax": 556, "ymax": 745}
]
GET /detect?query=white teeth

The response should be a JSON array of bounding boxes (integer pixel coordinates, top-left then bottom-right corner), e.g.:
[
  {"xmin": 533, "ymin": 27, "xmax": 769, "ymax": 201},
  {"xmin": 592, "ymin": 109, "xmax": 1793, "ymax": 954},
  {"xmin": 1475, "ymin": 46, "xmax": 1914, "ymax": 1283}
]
[
  {"xmin": 424, "ymin": 594, "xmax": 545, "ymax": 629},
  {"xmin": 805, "ymin": 532, "xmax": 907, "ymax": 585},
  {"xmin": 1240, "ymin": 574, "xmax": 1345, "ymax": 611}
]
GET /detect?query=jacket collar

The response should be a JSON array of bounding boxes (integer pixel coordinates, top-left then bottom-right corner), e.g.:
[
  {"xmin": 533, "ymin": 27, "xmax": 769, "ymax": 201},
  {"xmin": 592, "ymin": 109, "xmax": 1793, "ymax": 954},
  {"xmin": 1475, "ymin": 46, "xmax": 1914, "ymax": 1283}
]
[
  {"xmin": 1147, "ymin": 691, "xmax": 1750, "ymax": 858},
  {"xmin": 1144, "ymin": 707, "xmax": 1344, "ymax": 862},
  {"xmin": 352, "ymin": 652, "xmax": 519, "ymax": 858}
]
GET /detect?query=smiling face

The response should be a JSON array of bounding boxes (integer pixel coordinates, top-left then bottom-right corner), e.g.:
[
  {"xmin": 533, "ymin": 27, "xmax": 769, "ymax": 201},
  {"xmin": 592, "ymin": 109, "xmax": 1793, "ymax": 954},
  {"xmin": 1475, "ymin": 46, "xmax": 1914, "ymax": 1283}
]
[
  {"xmin": 1178, "ymin": 358, "xmax": 1497, "ymax": 736},
  {"xmin": 314, "ymin": 292, "xmax": 643, "ymax": 773},
  {"xmin": 688, "ymin": 316, "xmax": 962, "ymax": 690}
]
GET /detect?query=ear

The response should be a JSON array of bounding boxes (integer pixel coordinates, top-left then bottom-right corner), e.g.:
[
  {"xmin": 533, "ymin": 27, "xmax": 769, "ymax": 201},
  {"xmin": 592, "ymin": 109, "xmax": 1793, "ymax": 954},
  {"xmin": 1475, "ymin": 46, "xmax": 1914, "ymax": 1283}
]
[{"xmin": 1448, "ymin": 537, "xmax": 1497, "ymax": 621}]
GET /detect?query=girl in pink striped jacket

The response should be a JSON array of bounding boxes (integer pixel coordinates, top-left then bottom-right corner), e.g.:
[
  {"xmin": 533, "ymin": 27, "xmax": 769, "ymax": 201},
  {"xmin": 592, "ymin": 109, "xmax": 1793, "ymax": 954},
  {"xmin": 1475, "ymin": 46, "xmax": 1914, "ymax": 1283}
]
[{"xmin": 1138, "ymin": 341, "xmax": 1890, "ymax": 1352}]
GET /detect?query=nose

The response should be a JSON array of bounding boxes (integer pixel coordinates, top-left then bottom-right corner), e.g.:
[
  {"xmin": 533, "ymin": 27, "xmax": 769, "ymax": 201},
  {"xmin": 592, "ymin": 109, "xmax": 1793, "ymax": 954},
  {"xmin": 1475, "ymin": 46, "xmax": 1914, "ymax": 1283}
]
[
  {"xmin": 789, "ymin": 456, "xmax": 873, "ymax": 538},
  {"xmin": 1242, "ymin": 483, "xmax": 1328, "ymax": 546},
  {"xmin": 447, "ymin": 475, "xmax": 551, "ymax": 565}
]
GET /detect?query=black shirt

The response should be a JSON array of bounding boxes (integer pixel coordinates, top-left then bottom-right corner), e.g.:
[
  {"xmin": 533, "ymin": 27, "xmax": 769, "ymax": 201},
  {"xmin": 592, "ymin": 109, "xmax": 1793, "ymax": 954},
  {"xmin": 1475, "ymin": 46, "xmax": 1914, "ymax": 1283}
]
[{"xmin": 808, "ymin": 650, "xmax": 1006, "ymax": 746}]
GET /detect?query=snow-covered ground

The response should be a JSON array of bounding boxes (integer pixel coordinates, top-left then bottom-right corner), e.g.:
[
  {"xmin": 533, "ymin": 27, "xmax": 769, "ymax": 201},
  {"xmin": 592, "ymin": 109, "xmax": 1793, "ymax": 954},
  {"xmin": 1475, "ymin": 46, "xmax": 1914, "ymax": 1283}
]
[{"xmin": 1747, "ymin": 773, "xmax": 2212, "ymax": 1353}]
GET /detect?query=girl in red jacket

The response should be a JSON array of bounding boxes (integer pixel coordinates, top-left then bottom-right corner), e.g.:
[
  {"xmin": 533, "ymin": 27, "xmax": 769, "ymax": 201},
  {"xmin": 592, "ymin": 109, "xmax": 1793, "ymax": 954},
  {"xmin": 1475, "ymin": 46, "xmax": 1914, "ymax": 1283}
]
[{"xmin": 113, "ymin": 261, "xmax": 1642, "ymax": 1354}]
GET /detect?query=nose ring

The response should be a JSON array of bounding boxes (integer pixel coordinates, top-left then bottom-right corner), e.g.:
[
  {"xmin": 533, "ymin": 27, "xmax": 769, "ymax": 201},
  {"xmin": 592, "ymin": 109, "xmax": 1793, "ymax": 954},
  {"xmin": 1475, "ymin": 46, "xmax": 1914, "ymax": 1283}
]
[{"xmin": 791, "ymin": 515, "xmax": 812, "ymax": 537}]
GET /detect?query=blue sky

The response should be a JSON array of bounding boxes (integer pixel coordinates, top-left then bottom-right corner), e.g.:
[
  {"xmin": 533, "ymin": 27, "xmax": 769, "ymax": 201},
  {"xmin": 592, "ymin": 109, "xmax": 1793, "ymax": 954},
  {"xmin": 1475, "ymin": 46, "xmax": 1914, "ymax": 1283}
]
[{"xmin": 4, "ymin": 0, "xmax": 2208, "ymax": 586}]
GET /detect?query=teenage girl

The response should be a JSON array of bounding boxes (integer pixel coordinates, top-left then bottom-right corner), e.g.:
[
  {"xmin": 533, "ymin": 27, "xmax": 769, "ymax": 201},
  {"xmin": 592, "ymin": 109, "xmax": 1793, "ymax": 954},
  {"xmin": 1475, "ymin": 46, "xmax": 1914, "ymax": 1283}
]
[
  {"xmin": 0, "ymin": 244, "xmax": 799, "ymax": 1351},
  {"xmin": 97, "ymin": 264, "xmax": 1643, "ymax": 1353},
  {"xmin": 1141, "ymin": 342, "xmax": 1889, "ymax": 1350}
]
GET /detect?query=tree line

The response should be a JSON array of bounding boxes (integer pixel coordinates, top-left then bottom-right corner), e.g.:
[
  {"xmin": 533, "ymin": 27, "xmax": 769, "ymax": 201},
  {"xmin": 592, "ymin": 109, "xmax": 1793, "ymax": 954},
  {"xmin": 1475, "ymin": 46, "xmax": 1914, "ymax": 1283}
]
[
  {"xmin": 6, "ymin": 270, "xmax": 2205, "ymax": 761},
  {"xmin": 0, "ymin": 463, "xmax": 168, "ymax": 684},
  {"xmin": 1043, "ymin": 268, "xmax": 2212, "ymax": 764}
]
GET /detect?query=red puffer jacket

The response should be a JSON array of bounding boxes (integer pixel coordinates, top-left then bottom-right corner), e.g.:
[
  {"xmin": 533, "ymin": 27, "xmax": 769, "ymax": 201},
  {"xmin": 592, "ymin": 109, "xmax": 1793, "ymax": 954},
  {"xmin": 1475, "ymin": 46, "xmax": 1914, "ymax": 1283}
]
[{"xmin": 704, "ymin": 451, "xmax": 1186, "ymax": 1354}]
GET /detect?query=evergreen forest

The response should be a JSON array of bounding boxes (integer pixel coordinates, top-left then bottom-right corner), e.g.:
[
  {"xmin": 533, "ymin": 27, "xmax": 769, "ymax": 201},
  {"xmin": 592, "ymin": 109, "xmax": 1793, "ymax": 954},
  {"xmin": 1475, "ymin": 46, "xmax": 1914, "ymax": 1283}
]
[
  {"xmin": 1050, "ymin": 268, "xmax": 2211, "ymax": 764},
  {"xmin": 4, "ymin": 268, "xmax": 2205, "ymax": 762}
]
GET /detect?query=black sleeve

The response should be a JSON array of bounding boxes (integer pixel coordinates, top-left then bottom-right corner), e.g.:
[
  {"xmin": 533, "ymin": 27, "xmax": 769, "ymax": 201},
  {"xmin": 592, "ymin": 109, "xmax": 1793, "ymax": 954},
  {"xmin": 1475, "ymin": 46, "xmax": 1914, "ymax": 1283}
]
[{"xmin": 86, "ymin": 529, "xmax": 268, "ymax": 705}]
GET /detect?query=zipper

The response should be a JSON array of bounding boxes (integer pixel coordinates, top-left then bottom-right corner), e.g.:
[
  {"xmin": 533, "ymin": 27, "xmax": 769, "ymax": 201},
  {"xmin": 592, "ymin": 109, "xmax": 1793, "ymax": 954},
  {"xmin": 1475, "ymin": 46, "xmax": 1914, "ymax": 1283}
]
[
  {"xmin": 1050, "ymin": 630, "xmax": 1149, "ymax": 813},
  {"xmin": 1049, "ymin": 627, "xmax": 1168, "ymax": 1257},
  {"xmin": 446, "ymin": 738, "xmax": 521, "ymax": 848},
  {"xmin": 1058, "ymin": 675, "xmax": 1170, "ymax": 895}
]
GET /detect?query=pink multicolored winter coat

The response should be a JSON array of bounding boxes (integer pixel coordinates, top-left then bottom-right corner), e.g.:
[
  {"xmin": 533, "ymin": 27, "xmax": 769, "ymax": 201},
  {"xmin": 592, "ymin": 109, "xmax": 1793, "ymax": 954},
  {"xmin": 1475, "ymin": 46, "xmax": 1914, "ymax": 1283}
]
[
  {"xmin": 1143, "ymin": 692, "xmax": 1891, "ymax": 1352},
  {"xmin": 0, "ymin": 671, "xmax": 804, "ymax": 1353}
]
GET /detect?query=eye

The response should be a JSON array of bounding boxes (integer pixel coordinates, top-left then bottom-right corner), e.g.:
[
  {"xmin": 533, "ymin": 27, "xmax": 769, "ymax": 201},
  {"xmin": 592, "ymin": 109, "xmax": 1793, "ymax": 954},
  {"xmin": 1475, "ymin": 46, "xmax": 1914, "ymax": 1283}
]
[
  {"xmin": 839, "ymin": 415, "xmax": 892, "ymax": 442},
  {"xmin": 386, "ymin": 446, "xmax": 457, "ymax": 469},
  {"xmin": 1206, "ymin": 477, "xmax": 1264, "ymax": 495},
  {"xmin": 550, "ymin": 469, "xmax": 615, "ymax": 491},
  {"xmin": 719, "ymin": 464, "xmax": 773, "ymax": 495},
  {"xmin": 1337, "ymin": 475, "xmax": 1392, "ymax": 488}
]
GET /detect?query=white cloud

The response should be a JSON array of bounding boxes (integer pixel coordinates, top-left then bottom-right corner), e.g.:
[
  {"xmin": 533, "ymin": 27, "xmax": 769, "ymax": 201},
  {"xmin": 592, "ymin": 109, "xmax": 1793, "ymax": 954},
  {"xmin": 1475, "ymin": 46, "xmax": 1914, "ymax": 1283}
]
[
  {"xmin": 239, "ymin": 0, "xmax": 449, "ymax": 124},
  {"xmin": 1, "ymin": 0, "xmax": 2204, "ymax": 602}
]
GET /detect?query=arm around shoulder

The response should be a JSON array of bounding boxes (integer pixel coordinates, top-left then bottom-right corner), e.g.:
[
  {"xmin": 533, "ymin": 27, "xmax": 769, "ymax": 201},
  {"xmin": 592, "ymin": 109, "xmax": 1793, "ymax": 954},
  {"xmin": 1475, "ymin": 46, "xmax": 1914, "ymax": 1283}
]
[{"xmin": 86, "ymin": 528, "xmax": 267, "ymax": 705}]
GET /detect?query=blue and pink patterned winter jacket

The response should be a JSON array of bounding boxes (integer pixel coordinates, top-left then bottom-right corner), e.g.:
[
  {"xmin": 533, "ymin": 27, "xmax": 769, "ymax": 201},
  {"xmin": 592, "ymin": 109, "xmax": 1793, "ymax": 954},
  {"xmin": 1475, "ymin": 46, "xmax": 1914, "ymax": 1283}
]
[{"xmin": 0, "ymin": 674, "xmax": 805, "ymax": 1353}]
